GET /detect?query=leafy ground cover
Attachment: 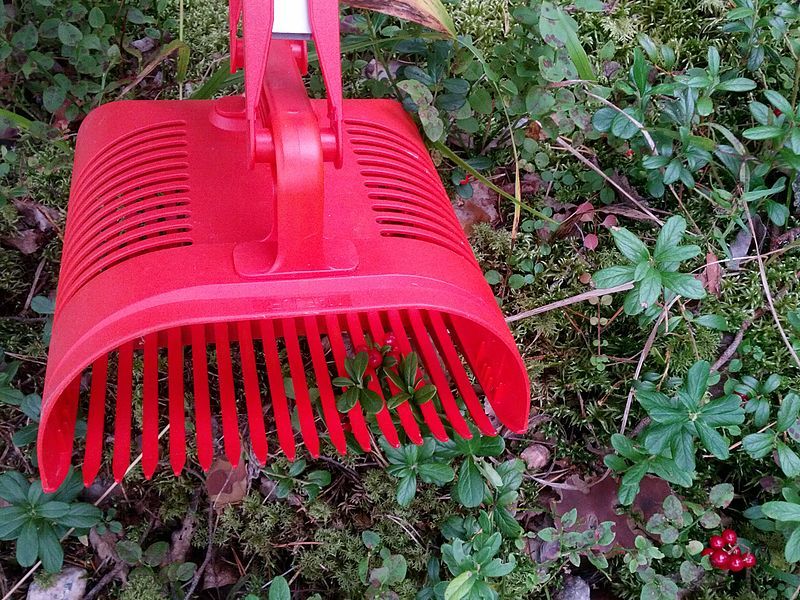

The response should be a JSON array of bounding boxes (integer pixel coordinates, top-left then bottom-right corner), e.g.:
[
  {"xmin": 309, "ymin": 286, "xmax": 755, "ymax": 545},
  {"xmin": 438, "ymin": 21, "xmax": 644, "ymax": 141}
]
[{"xmin": 1, "ymin": 0, "xmax": 800, "ymax": 598}]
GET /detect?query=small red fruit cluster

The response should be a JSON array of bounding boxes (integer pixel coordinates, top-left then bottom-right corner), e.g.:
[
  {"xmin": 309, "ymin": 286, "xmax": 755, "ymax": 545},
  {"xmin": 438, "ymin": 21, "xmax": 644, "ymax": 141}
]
[
  {"xmin": 356, "ymin": 334, "xmax": 399, "ymax": 371},
  {"xmin": 700, "ymin": 529, "xmax": 756, "ymax": 572}
]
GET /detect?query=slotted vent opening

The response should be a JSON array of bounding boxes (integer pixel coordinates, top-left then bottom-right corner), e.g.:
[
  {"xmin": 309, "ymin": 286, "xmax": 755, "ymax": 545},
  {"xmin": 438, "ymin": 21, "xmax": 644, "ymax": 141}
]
[
  {"xmin": 62, "ymin": 310, "xmax": 496, "ymax": 486},
  {"xmin": 59, "ymin": 126, "xmax": 193, "ymax": 305}
]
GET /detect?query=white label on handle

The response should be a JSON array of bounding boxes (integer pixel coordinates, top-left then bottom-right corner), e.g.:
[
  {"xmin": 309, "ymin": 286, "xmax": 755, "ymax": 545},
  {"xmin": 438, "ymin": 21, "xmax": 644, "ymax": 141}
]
[{"xmin": 273, "ymin": 0, "xmax": 312, "ymax": 36}]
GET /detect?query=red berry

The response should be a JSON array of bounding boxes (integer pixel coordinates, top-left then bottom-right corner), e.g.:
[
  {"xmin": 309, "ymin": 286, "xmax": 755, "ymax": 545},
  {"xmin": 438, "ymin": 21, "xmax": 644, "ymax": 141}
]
[
  {"xmin": 355, "ymin": 345, "xmax": 369, "ymax": 355},
  {"xmin": 710, "ymin": 550, "xmax": 730, "ymax": 569},
  {"xmin": 729, "ymin": 546, "xmax": 741, "ymax": 556},
  {"xmin": 701, "ymin": 548, "xmax": 714, "ymax": 557},
  {"xmin": 383, "ymin": 334, "xmax": 397, "ymax": 349},
  {"xmin": 742, "ymin": 553, "xmax": 756, "ymax": 568},
  {"xmin": 368, "ymin": 349, "xmax": 382, "ymax": 369},
  {"xmin": 709, "ymin": 535, "xmax": 725, "ymax": 549},
  {"xmin": 722, "ymin": 529, "xmax": 738, "ymax": 545},
  {"xmin": 729, "ymin": 556, "xmax": 745, "ymax": 572}
]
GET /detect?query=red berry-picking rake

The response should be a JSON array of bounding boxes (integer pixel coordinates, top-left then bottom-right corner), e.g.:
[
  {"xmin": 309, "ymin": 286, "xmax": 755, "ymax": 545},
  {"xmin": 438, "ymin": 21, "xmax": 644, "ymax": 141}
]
[{"xmin": 37, "ymin": 0, "xmax": 531, "ymax": 492}]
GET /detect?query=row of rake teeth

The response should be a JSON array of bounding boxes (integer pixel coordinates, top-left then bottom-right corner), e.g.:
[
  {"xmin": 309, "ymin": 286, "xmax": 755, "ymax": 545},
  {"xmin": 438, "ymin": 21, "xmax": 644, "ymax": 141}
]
[{"xmin": 69, "ymin": 310, "xmax": 497, "ymax": 486}]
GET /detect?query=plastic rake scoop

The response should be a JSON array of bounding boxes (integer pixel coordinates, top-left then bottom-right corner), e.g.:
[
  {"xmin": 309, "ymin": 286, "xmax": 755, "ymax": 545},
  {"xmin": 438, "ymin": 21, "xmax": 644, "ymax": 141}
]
[{"xmin": 38, "ymin": 0, "xmax": 531, "ymax": 492}]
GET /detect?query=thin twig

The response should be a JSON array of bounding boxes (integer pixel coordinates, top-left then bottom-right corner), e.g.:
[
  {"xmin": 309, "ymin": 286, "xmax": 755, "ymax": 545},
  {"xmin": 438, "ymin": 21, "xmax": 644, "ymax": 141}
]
[
  {"xmin": 553, "ymin": 136, "xmax": 664, "ymax": 226},
  {"xmin": 620, "ymin": 297, "xmax": 679, "ymax": 435},
  {"xmin": 505, "ymin": 282, "xmax": 635, "ymax": 323},
  {"xmin": 23, "ymin": 258, "xmax": 46, "ymax": 312},
  {"xmin": 744, "ymin": 205, "xmax": 800, "ymax": 369}
]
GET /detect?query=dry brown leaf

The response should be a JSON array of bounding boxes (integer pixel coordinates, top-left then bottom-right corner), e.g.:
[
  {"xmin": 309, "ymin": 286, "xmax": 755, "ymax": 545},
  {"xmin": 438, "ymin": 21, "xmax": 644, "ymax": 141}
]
[
  {"xmin": 453, "ymin": 182, "xmax": 498, "ymax": 235},
  {"xmin": 701, "ymin": 252, "xmax": 722, "ymax": 298},
  {"xmin": 521, "ymin": 444, "xmax": 551, "ymax": 471},
  {"xmin": 206, "ymin": 458, "xmax": 248, "ymax": 508},
  {"xmin": 344, "ymin": 0, "xmax": 455, "ymax": 36}
]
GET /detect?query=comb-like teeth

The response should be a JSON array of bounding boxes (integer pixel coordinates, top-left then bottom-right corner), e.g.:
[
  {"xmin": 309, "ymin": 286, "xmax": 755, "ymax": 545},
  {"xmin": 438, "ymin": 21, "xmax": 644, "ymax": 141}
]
[
  {"xmin": 345, "ymin": 312, "xmax": 400, "ymax": 448},
  {"xmin": 113, "ymin": 344, "xmax": 134, "ymax": 482},
  {"xmin": 283, "ymin": 318, "xmax": 321, "ymax": 457},
  {"xmin": 191, "ymin": 324, "xmax": 214, "ymax": 471},
  {"xmin": 426, "ymin": 311, "xmax": 496, "ymax": 435},
  {"xmin": 214, "ymin": 323, "xmax": 241, "ymax": 466},
  {"xmin": 237, "ymin": 320, "xmax": 268, "ymax": 465},
  {"xmin": 83, "ymin": 356, "xmax": 108, "ymax": 486},
  {"xmin": 407, "ymin": 309, "xmax": 472, "ymax": 439},
  {"xmin": 365, "ymin": 312, "xmax": 423, "ymax": 444},
  {"xmin": 386, "ymin": 310, "xmax": 448, "ymax": 441},
  {"xmin": 168, "ymin": 328, "xmax": 186, "ymax": 475},
  {"xmin": 142, "ymin": 333, "xmax": 159, "ymax": 479},
  {"xmin": 325, "ymin": 314, "xmax": 372, "ymax": 451},
  {"xmin": 304, "ymin": 316, "xmax": 347, "ymax": 454},
  {"xmin": 260, "ymin": 319, "xmax": 296, "ymax": 459}
]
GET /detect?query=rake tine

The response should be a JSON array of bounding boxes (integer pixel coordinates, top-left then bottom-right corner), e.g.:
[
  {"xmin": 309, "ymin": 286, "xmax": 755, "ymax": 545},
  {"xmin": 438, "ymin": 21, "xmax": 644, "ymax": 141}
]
[
  {"xmin": 425, "ymin": 311, "xmax": 496, "ymax": 435},
  {"xmin": 142, "ymin": 333, "xmax": 160, "ymax": 479},
  {"xmin": 112, "ymin": 344, "xmax": 134, "ymax": 482},
  {"xmin": 191, "ymin": 325, "xmax": 214, "ymax": 471},
  {"xmin": 237, "ymin": 321, "xmax": 268, "ymax": 465},
  {"xmin": 259, "ymin": 319, "xmax": 296, "ymax": 460},
  {"xmin": 83, "ymin": 356, "xmax": 108, "ymax": 486},
  {"xmin": 214, "ymin": 323, "xmax": 241, "ymax": 466},
  {"xmin": 283, "ymin": 318, "xmax": 321, "ymax": 457},
  {"xmin": 167, "ymin": 328, "xmax": 186, "ymax": 475},
  {"xmin": 386, "ymin": 310, "xmax": 448, "ymax": 441},
  {"xmin": 365, "ymin": 312, "xmax": 422, "ymax": 444},
  {"xmin": 325, "ymin": 314, "xmax": 371, "ymax": 451},
  {"xmin": 406, "ymin": 309, "xmax": 471, "ymax": 439},
  {"xmin": 304, "ymin": 316, "xmax": 347, "ymax": 454},
  {"xmin": 345, "ymin": 312, "xmax": 400, "ymax": 447}
]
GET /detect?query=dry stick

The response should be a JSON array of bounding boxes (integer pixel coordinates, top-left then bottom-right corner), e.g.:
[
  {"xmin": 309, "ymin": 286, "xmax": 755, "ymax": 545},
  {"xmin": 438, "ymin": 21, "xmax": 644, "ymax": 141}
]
[
  {"xmin": 1, "ymin": 425, "xmax": 171, "ymax": 600},
  {"xmin": 23, "ymin": 258, "xmax": 46, "ymax": 312},
  {"xmin": 620, "ymin": 297, "xmax": 679, "ymax": 435},
  {"xmin": 505, "ymin": 282, "xmax": 635, "ymax": 323},
  {"xmin": 745, "ymin": 205, "xmax": 800, "ymax": 369},
  {"xmin": 553, "ymin": 136, "xmax": 664, "ymax": 226}
]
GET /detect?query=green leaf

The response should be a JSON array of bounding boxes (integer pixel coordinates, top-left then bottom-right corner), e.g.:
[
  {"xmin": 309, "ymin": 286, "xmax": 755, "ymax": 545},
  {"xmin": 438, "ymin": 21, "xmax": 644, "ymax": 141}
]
[
  {"xmin": 336, "ymin": 388, "xmax": 360, "ymax": 413},
  {"xmin": 695, "ymin": 421, "xmax": 729, "ymax": 460},
  {"xmin": 762, "ymin": 501, "xmax": 800, "ymax": 522},
  {"xmin": 418, "ymin": 463, "xmax": 455, "ymax": 486},
  {"xmin": 632, "ymin": 48, "xmax": 649, "ymax": 94},
  {"xmin": 16, "ymin": 521, "xmax": 39, "ymax": 567},
  {"xmin": 0, "ymin": 471, "xmax": 30, "ymax": 504},
  {"xmin": 610, "ymin": 227, "xmax": 649, "ymax": 262},
  {"xmin": 660, "ymin": 271, "xmax": 705, "ymax": 299},
  {"xmin": 709, "ymin": 483, "xmax": 734, "ymax": 508},
  {"xmin": 716, "ymin": 77, "xmax": 757, "ymax": 92},
  {"xmin": 742, "ymin": 432, "xmax": 774, "ymax": 459},
  {"xmin": 538, "ymin": 2, "xmax": 595, "ymax": 81},
  {"xmin": 778, "ymin": 442, "xmax": 800, "ymax": 478},
  {"xmin": 0, "ymin": 506, "xmax": 29, "ymax": 540},
  {"xmin": 38, "ymin": 523, "xmax": 63, "ymax": 573},
  {"xmin": 694, "ymin": 314, "xmax": 729, "ymax": 330},
  {"xmin": 672, "ymin": 429, "xmax": 696, "ymax": 471},
  {"xmin": 784, "ymin": 527, "xmax": 800, "ymax": 563},
  {"xmin": 638, "ymin": 268, "xmax": 662, "ymax": 309},
  {"xmin": 57, "ymin": 22, "xmax": 82, "ymax": 46},
  {"xmin": 685, "ymin": 361, "xmax": 710, "ymax": 402},
  {"xmin": 743, "ymin": 125, "xmax": 785, "ymax": 140},
  {"xmin": 619, "ymin": 461, "xmax": 647, "ymax": 505},
  {"xmin": 397, "ymin": 475, "xmax": 417, "ymax": 507},
  {"xmin": 37, "ymin": 501, "xmax": 70, "ymax": 520},
  {"xmin": 88, "ymin": 7, "xmax": 106, "ymax": 28},
  {"xmin": 445, "ymin": 571, "xmax": 475, "ymax": 600},
  {"xmin": 269, "ymin": 575, "xmax": 291, "ymax": 600},
  {"xmin": 359, "ymin": 389, "xmax": 384, "ymax": 414},
  {"xmin": 700, "ymin": 394, "xmax": 745, "ymax": 426},
  {"xmin": 11, "ymin": 23, "xmax": 38, "ymax": 50},
  {"xmin": 611, "ymin": 109, "xmax": 641, "ymax": 139},
  {"xmin": 593, "ymin": 265, "xmax": 636, "ymax": 287},
  {"xmin": 637, "ymin": 390, "xmax": 685, "ymax": 424},
  {"xmin": 764, "ymin": 90, "xmax": 795, "ymax": 118},
  {"xmin": 456, "ymin": 459, "xmax": 485, "ymax": 508},
  {"xmin": 778, "ymin": 394, "xmax": 800, "ymax": 432},
  {"xmin": 468, "ymin": 86, "xmax": 492, "ymax": 114},
  {"xmin": 592, "ymin": 107, "xmax": 617, "ymax": 132},
  {"xmin": 663, "ymin": 159, "xmax": 682, "ymax": 185},
  {"xmin": 654, "ymin": 216, "xmax": 686, "ymax": 256},
  {"xmin": 42, "ymin": 86, "xmax": 66, "ymax": 113},
  {"xmin": 116, "ymin": 540, "xmax": 143, "ymax": 565}
]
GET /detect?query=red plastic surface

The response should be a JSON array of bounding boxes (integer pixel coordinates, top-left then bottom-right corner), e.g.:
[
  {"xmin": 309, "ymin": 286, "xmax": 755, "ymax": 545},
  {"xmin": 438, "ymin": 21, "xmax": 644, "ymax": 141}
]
[{"xmin": 37, "ymin": 1, "xmax": 531, "ymax": 492}]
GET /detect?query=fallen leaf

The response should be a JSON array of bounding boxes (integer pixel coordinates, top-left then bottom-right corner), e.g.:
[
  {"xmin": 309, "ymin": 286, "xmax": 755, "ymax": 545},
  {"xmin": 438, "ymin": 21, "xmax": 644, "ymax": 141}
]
[
  {"xmin": 700, "ymin": 253, "xmax": 722, "ymax": 297},
  {"xmin": 521, "ymin": 444, "xmax": 551, "ymax": 471},
  {"xmin": 89, "ymin": 528, "xmax": 121, "ymax": 564},
  {"xmin": 583, "ymin": 233, "xmax": 599, "ymax": 251},
  {"xmin": 453, "ymin": 182, "xmax": 498, "ymax": 235},
  {"xmin": 206, "ymin": 458, "xmax": 248, "ymax": 508},
  {"xmin": 167, "ymin": 512, "xmax": 198, "ymax": 563},
  {"xmin": 202, "ymin": 560, "xmax": 239, "ymax": 590},
  {"xmin": 344, "ymin": 0, "xmax": 455, "ymax": 36},
  {"xmin": 553, "ymin": 475, "xmax": 671, "ymax": 550},
  {"xmin": 12, "ymin": 198, "xmax": 60, "ymax": 232},
  {"xmin": 2, "ymin": 229, "xmax": 45, "ymax": 254}
]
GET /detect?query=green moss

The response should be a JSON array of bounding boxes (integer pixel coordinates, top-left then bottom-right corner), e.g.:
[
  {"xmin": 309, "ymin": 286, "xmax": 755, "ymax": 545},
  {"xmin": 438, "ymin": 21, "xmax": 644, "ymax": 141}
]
[
  {"xmin": 117, "ymin": 568, "xmax": 163, "ymax": 600},
  {"xmin": 451, "ymin": 0, "xmax": 511, "ymax": 49}
]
